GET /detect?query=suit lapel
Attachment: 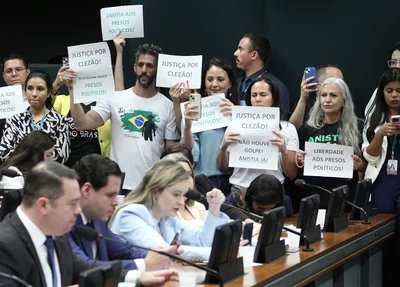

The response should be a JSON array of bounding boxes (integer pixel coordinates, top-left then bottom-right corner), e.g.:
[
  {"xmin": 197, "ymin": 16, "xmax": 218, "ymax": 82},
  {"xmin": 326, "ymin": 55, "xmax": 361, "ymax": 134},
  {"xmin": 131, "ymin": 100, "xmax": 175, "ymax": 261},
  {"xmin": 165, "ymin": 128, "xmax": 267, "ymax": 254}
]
[
  {"xmin": 10, "ymin": 213, "xmax": 47, "ymax": 287},
  {"xmin": 76, "ymin": 215, "xmax": 94, "ymax": 259}
]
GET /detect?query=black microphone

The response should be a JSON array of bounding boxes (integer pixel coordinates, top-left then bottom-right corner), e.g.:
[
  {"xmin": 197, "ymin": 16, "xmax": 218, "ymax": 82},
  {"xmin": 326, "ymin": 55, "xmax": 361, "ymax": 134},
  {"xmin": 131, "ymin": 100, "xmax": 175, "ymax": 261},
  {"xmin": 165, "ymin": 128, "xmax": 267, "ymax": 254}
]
[
  {"xmin": 294, "ymin": 179, "xmax": 371, "ymax": 224},
  {"xmin": 0, "ymin": 169, "xmax": 20, "ymax": 178},
  {"xmin": 0, "ymin": 271, "xmax": 32, "ymax": 287},
  {"xmin": 185, "ymin": 189, "xmax": 314, "ymax": 252},
  {"xmin": 74, "ymin": 226, "xmax": 224, "ymax": 287}
]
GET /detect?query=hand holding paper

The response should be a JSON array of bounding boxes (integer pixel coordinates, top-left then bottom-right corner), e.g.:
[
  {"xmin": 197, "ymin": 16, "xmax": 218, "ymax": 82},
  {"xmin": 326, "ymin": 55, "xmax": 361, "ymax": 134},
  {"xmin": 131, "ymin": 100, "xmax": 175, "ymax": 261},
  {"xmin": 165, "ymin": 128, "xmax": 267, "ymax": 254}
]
[
  {"xmin": 221, "ymin": 131, "xmax": 240, "ymax": 150},
  {"xmin": 219, "ymin": 97, "xmax": 234, "ymax": 116},
  {"xmin": 296, "ymin": 149, "xmax": 306, "ymax": 167},
  {"xmin": 269, "ymin": 130, "xmax": 287, "ymax": 153},
  {"xmin": 60, "ymin": 69, "xmax": 77, "ymax": 89},
  {"xmin": 113, "ymin": 31, "xmax": 126, "ymax": 54},
  {"xmin": 170, "ymin": 81, "xmax": 190, "ymax": 104}
]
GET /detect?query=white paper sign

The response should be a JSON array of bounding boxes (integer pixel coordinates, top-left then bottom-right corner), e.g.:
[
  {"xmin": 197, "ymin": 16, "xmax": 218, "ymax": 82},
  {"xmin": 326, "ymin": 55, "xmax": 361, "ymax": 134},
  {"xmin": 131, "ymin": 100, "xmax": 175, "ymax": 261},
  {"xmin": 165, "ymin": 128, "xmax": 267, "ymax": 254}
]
[
  {"xmin": 156, "ymin": 54, "xmax": 202, "ymax": 89},
  {"xmin": 100, "ymin": 5, "xmax": 144, "ymax": 41},
  {"xmin": 68, "ymin": 42, "xmax": 115, "ymax": 104},
  {"xmin": 228, "ymin": 106, "xmax": 280, "ymax": 170},
  {"xmin": 303, "ymin": 142, "xmax": 354, "ymax": 178},
  {"xmin": 0, "ymin": 85, "xmax": 26, "ymax": 119},
  {"xmin": 180, "ymin": 94, "xmax": 230, "ymax": 133}
]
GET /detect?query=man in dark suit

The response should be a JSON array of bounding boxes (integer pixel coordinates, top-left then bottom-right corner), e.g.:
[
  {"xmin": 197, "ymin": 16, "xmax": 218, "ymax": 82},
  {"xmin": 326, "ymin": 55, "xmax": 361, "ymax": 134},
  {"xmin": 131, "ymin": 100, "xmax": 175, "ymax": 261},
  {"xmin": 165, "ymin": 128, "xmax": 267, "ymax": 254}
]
[
  {"xmin": 234, "ymin": 33, "xmax": 291, "ymax": 120},
  {"xmin": 69, "ymin": 154, "xmax": 176, "ymax": 272},
  {"xmin": 0, "ymin": 161, "xmax": 178, "ymax": 286}
]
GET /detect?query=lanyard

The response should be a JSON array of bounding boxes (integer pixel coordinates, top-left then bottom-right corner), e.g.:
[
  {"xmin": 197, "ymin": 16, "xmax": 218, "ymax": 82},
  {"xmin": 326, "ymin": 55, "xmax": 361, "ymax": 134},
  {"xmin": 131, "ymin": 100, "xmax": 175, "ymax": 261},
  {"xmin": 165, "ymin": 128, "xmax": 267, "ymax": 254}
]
[
  {"xmin": 392, "ymin": 134, "xmax": 398, "ymax": 160},
  {"xmin": 30, "ymin": 113, "xmax": 47, "ymax": 131}
]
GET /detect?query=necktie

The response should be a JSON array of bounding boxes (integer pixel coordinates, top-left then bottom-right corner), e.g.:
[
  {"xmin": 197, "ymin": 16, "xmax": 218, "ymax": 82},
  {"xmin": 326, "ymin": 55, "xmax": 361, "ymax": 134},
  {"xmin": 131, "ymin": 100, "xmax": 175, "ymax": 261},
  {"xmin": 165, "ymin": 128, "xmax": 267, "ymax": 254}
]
[
  {"xmin": 85, "ymin": 221, "xmax": 98, "ymax": 259},
  {"xmin": 240, "ymin": 77, "xmax": 251, "ymax": 98},
  {"xmin": 44, "ymin": 236, "xmax": 58, "ymax": 287}
]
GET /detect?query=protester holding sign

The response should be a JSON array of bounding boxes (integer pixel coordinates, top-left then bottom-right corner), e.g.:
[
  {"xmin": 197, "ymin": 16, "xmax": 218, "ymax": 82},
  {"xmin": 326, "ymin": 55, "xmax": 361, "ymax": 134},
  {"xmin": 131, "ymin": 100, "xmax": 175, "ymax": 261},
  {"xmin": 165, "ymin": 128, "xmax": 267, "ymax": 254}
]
[
  {"xmin": 0, "ymin": 70, "xmax": 72, "ymax": 164},
  {"xmin": 182, "ymin": 58, "xmax": 238, "ymax": 195},
  {"xmin": 66, "ymin": 43, "xmax": 179, "ymax": 193},
  {"xmin": 217, "ymin": 76, "xmax": 299, "ymax": 193},
  {"xmin": 294, "ymin": 77, "xmax": 365, "ymax": 210},
  {"xmin": 362, "ymin": 68, "xmax": 400, "ymax": 218}
]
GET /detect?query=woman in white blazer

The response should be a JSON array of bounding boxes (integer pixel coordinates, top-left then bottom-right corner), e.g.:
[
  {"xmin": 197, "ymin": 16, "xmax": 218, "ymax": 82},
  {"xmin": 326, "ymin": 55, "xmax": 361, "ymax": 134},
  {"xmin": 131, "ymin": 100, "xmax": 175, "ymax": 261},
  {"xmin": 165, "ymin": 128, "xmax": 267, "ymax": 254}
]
[
  {"xmin": 109, "ymin": 159, "xmax": 228, "ymax": 249},
  {"xmin": 362, "ymin": 68, "xmax": 400, "ymax": 215}
]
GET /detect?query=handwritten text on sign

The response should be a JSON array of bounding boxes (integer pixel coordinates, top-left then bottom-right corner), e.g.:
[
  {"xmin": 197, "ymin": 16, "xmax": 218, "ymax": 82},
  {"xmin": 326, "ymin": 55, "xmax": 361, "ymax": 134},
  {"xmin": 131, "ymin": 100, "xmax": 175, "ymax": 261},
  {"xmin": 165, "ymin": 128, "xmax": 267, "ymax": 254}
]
[
  {"xmin": 156, "ymin": 54, "xmax": 202, "ymax": 89},
  {"xmin": 0, "ymin": 85, "xmax": 26, "ymax": 119},
  {"xmin": 100, "ymin": 5, "xmax": 144, "ymax": 41},
  {"xmin": 228, "ymin": 106, "xmax": 280, "ymax": 169},
  {"xmin": 180, "ymin": 93, "xmax": 230, "ymax": 133},
  {"xmin": 303, "ymin": 142, "xmax": 353, "ymax": 178},
  {"xmin": 68, "ymin": 42, "xmax": 114, "ymax": 103}
]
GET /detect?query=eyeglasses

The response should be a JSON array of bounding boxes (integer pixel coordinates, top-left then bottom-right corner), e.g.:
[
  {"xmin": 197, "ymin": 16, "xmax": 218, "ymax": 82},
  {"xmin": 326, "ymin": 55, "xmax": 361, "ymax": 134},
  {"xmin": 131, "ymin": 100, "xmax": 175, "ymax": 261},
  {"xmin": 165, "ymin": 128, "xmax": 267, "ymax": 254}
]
[
  {"xmin": 4, "ymin": 67, "xmax": 27, "ymax": 75},
  {"xmin": 387, "ymin": 59, "xmax": 400, "ymax": 68}
]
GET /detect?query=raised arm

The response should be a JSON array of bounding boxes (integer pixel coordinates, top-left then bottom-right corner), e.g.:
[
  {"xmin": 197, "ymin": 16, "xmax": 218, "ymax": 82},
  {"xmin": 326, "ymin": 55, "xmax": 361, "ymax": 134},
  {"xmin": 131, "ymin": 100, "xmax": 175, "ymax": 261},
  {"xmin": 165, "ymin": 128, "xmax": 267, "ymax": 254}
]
[
  {"xmin": 62, "ymin": 70, "xmax": 105, "ymax": 131},
  {"xmin": 52, "ymin": 66, "xmax": 69, "ymax": 96},
  {"xmin": 113, "ymin": 31, "xmax": 126, "ymax": 91},
  {"xmin": 289, "ymin": 74, "xmax": 317, "ymax": 129}
]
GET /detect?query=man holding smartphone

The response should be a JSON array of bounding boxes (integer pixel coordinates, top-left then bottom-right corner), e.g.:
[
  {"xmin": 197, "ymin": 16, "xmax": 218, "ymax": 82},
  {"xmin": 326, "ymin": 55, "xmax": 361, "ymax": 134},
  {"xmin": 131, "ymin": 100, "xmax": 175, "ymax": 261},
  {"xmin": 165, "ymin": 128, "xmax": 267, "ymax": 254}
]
[{"xmin": 234, "ymin": 33, "xmax": 291, "ymax": 119}]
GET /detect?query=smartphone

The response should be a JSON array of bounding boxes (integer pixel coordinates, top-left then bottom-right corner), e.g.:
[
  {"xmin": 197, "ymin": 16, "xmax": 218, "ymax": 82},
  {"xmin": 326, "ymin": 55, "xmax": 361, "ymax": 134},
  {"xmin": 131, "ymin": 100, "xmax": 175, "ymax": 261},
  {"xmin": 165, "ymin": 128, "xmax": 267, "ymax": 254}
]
[
  {"xmin": 243, "ymin": 222, "xmax": 253, "ymax": 246},
  {"xmin": 391, "ymin": 115, "xmax": 400, "ymax": 123},
  {"xmin": 62, "ymin": 57, "xmax": 69, "ymax": 67},
  {"xmin": 391, "ymin": 115, "xmax": 400, "ymax": 129},
  {"xmin": 170, "ymin": 229, "xmax": 183, "ymax": 245},
  {"xmin": 189, "ymin": 93, "xmax": 202, "ymax": 120},
  {"xmin": 304, "ymin": 67, "xmax": 317, "ymax": 91}
]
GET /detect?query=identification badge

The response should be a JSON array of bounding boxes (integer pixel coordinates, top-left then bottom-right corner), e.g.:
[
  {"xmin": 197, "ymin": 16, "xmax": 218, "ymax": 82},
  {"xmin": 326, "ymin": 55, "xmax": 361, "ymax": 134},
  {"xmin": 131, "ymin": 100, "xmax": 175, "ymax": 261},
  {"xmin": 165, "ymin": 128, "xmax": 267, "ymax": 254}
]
[{"xmin": 387, "ymin": 159, "xmax": 398, "ymax": 175}]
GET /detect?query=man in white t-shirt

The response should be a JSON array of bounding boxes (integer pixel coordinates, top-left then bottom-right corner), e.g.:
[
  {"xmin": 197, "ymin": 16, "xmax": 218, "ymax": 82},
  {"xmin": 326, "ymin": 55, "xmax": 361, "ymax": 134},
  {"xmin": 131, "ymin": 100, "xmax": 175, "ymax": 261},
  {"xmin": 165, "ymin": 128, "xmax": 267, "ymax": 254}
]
[{"xmin": 67, "ymin": 44, "xmax": 179, "ymax": 192}]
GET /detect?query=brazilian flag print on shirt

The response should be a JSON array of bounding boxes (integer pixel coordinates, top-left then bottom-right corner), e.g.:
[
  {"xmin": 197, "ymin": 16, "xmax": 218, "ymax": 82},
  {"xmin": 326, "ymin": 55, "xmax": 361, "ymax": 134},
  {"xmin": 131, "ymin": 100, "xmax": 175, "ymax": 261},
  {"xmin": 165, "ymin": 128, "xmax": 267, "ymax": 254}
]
[{"xmin": 121, "ymin": 110, "xmax": 160, "ymax": 142}]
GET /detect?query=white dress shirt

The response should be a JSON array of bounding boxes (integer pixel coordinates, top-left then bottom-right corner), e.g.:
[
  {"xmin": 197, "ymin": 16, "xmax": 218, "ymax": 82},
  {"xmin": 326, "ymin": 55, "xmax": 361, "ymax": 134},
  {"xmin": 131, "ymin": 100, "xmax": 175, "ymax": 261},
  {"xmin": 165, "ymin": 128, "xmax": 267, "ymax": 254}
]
[
  {"xmin": 80, "ymin": 213, "xmax": 144, "ymax": 286},
  {"xmin": 17, "ymin": 207, "xmax": 61, "ymax": 287}
]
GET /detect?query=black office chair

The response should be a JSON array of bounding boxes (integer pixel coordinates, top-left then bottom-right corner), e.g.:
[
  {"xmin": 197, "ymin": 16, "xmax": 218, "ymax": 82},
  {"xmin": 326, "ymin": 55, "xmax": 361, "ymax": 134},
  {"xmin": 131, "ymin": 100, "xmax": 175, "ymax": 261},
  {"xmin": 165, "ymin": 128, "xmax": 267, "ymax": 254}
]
[{"xmin": 0, "ymin": 189, "xmax": 23, "ymax": 221}]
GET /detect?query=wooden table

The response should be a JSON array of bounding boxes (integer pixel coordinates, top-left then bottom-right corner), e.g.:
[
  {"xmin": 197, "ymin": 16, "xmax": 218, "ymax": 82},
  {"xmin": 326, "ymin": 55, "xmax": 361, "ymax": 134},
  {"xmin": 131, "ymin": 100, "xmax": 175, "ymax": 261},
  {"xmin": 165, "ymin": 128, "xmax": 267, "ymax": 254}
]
[{"xmin": 168, "ymin": 213, "xmax": 396, "ymax": 287}]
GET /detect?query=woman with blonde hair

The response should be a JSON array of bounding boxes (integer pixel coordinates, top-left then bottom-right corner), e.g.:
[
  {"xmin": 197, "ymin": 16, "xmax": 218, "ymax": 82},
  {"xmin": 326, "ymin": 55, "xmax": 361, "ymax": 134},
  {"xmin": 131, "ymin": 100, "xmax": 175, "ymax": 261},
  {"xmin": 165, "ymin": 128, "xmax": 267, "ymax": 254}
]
[
  {"xmin": 160, "ymin": 153, "xmax": 208, "ymax": 228},
  {"xmin": 109, "ymin": 160, "xmax": 228, "ymax": 249}
]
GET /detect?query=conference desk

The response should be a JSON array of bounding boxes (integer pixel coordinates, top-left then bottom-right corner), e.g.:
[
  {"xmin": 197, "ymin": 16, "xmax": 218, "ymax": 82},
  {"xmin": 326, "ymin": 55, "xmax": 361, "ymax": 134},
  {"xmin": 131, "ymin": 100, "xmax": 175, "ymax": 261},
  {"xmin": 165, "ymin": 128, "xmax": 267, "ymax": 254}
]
[{"xmin": 170, "ymin": 213, "xmax": 396, "ymax": 287}]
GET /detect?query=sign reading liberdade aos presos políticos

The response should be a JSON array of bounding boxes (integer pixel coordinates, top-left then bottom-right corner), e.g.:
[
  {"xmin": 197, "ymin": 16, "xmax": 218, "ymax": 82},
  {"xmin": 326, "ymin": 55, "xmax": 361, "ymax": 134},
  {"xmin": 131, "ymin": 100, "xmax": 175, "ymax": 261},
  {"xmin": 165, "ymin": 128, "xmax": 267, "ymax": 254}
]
[
  {"xmin": 100, "ymin": 5, "xmax": 144, "ymax": 41},
  {"xmin": 303, "ymin": 142, "xmax": 354, "ymax": 179},
  {"xmin": 180, "ymin": 93, "xmax": 231, "ymax": 133},
  {"xmin": 228, "ymin": 106, "xmax": 280, "ymax": 170},
  {"xmin": 68, "ymin": 42, "xmax": 115, "ymax": 104},
  {"xmin": 156, "ymin": 54, "xmax": 202, "ymax": 89}
]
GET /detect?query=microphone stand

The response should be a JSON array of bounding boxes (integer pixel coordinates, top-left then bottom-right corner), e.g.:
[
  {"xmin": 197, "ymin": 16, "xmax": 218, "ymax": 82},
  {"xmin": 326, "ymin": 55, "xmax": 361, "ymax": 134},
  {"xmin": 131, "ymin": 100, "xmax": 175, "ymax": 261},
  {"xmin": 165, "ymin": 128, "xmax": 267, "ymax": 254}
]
[
  {"xmin": 239, "ymin": 208, "xmax": 314, "ymax": 252},
  {"xmin": 186, "ymin": 189, "xmax": 314, "ymax": 252},
  {"xmin": 84, "ymin": 229, "xmax": 224, "ymax": 287},
  {"xmin": 300, "ymin": 182, "xmax": 371, "ymax": 224}
]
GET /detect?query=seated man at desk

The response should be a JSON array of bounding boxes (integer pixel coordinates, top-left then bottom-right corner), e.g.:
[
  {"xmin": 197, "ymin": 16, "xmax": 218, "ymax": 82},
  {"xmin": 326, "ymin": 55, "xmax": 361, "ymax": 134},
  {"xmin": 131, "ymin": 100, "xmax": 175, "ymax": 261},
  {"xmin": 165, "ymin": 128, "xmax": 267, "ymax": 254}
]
[
  {"xmin": 69, "ymin": 154, "xmax": 177, "ymax": 271},
  {"xmin": 0, "ymin": 161, "xmax": 178, "ymax": 286}
]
